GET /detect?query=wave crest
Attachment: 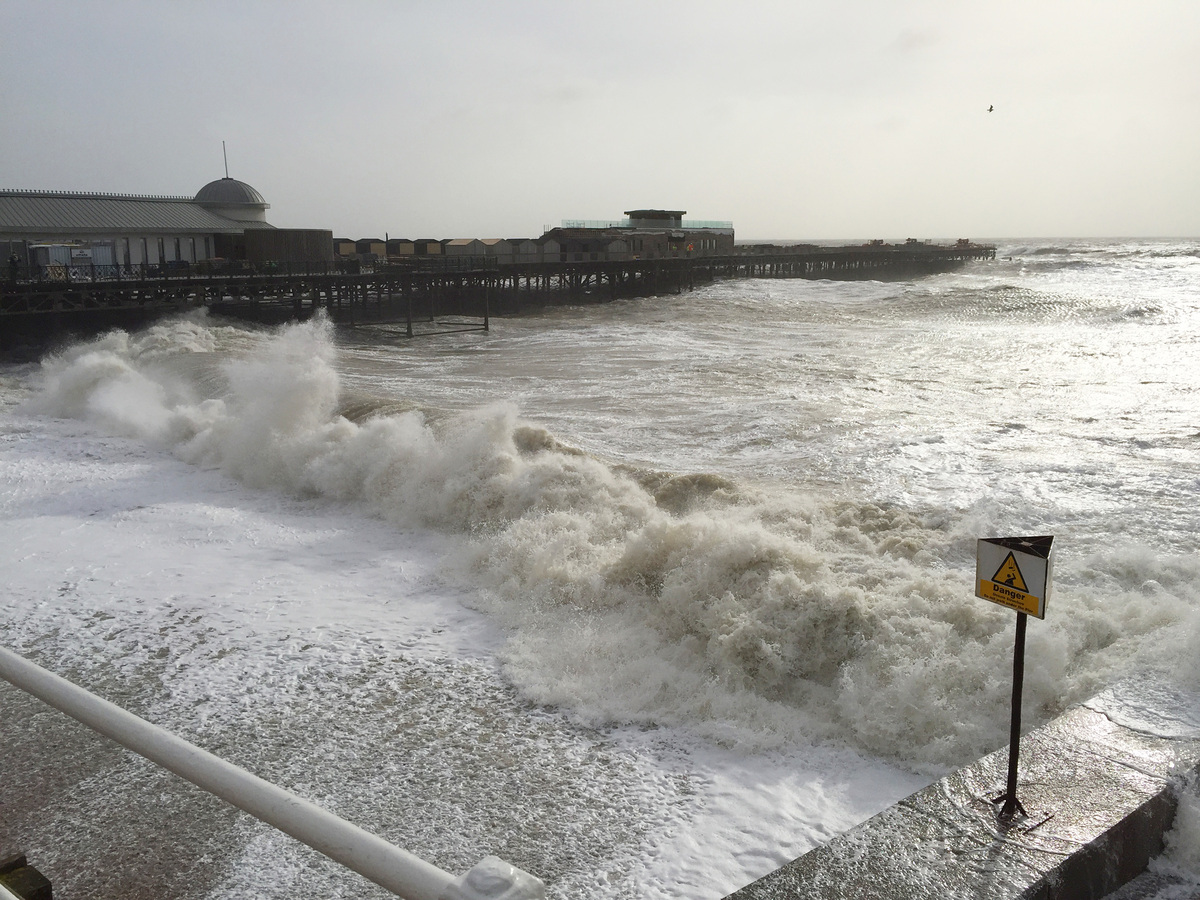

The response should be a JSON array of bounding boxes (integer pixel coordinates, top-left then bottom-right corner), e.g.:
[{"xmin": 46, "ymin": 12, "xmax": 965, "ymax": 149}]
[{"xmin": 23, "ymin": 315, "xmax": 1196, "ymax": 768}]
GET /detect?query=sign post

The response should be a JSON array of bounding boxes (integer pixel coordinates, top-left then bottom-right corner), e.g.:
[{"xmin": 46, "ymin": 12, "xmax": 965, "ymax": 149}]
[{"xmin": 975, "ymin": 535, "xmax": 1054, "ymax": 822}]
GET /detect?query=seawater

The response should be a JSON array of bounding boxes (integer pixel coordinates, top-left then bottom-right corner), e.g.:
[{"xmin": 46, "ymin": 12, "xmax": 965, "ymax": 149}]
[{"xmin": 2, "ymin": 238, "xmax": 1199, "ymax": 898}]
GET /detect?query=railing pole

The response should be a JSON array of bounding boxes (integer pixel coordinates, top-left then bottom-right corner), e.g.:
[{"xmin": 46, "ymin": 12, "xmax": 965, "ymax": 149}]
[{"xmin": 0, "ymin": 645, "xmax": 543, "ymax": 900}]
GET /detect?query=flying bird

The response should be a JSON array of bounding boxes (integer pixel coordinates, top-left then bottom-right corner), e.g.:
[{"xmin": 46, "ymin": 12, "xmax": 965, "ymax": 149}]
[{"xmin": 988, "ymin": 105, "xmax": 994, "ymax": 112}]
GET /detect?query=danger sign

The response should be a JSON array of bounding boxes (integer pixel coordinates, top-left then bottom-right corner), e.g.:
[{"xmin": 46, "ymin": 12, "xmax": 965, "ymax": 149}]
[{"xmin": 976, "ymin": 536, "xmax": 1054, "ymax": 618}]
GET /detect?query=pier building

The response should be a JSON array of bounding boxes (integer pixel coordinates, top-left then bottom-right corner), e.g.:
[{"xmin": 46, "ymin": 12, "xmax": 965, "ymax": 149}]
[
  {"xmin": 0, "ymin": 177, "xmax": 331, "ymax": 270},
  {"xmin": 547, "ymin": 208, "xmax": 735, "ymax": 261}
]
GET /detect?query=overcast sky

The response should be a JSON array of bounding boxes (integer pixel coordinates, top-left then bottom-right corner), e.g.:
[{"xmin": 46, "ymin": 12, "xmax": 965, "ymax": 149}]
[{"xmin": 3, "ymin": 1, "xmax": 1197, "ymax": 241}]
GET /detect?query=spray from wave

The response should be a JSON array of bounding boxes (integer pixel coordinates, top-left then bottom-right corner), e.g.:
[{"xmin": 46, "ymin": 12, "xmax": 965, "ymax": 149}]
[{"xmin": 24, "ymin": 315, "xmax": 1199, "ymax": 770}]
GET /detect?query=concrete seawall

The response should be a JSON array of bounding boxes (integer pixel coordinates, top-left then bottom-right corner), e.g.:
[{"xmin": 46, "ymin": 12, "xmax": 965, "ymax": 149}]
[{"xmin": 725, "ymin": 703, "xmax": 1199, "ymax": 900}]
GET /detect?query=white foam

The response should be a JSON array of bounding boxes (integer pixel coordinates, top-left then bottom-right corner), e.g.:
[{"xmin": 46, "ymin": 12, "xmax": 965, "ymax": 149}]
[
  {"xmin": 1158, "ymin": 786, "xmax": 1200, "ymax": 880},
  {"xmin": 16, "ymin": 315, "xmax": 1200, "ymax": 772},
  {"xmin": 0, "ymin": 404, "xmax": 918, "ymax": 899}
]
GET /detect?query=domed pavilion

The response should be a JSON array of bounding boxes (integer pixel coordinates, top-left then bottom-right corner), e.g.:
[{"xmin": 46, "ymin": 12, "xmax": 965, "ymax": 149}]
[{"xmin": 0, "ymin": 174, "xmax": 330, "ymax": 267}]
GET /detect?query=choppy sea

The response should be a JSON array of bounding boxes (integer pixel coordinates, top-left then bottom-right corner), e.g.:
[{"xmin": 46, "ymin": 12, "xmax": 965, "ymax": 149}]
[{"xmin": 2, "ymin": 238, "xmax": 1199, "ymax": 898}]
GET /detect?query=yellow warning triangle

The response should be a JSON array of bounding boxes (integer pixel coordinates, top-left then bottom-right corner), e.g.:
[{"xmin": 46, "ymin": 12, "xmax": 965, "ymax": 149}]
[{"xmin": 992, "ymin": 552, "xmax": 1028, "ymax": 592}]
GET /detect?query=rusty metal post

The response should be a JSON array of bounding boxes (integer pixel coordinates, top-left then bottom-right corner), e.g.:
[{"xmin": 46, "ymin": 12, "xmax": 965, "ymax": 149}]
[{"xmin": 993, "ymin": 612, "xmax": 1029, "ymax": 821}]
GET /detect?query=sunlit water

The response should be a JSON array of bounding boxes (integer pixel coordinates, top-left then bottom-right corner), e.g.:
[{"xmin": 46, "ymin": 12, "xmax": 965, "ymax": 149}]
[{"xmin": 2, "ymin": 238, "xmax": 1198, "ymax": 898}]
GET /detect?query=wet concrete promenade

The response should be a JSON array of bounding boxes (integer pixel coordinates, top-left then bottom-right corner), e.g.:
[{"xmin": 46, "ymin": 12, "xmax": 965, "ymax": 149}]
[{"xmin": 724, "ymin": 704, "xmax": 1199, "ymax": 900}]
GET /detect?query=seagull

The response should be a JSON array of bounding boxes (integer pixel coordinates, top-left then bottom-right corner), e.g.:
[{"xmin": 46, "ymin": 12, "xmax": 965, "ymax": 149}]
[{"xmin": 988, "ymin": 105, "xmax": 994, "ymax": 112}]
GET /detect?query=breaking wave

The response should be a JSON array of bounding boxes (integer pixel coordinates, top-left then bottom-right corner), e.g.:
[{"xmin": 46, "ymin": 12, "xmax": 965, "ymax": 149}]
[{"xmin": 24, "ymin": 315, "xmax": 1199, "ymax": 770}]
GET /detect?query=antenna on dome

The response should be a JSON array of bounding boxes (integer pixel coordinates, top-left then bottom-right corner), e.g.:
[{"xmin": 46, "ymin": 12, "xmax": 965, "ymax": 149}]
[{"xmin": 222, "ymin": 141, "xmax": 230, "ymax": 179}]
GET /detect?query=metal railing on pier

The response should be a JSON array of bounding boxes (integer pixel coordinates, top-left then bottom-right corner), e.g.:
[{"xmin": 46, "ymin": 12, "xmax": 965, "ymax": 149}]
[
  {"xmin": 3, "ymin": 260, "xmax": 379, "ymax": 284},
  {"xmin": 560, "ymin": 219, "xmax": 734, "ymax": 230},
  {"xmin": 1, "ymin": 256, "xmax": 511, "ymax": 286},
  {"xmin": 0, "ymin": 645, "xmax": 544, "ymax": 900}
]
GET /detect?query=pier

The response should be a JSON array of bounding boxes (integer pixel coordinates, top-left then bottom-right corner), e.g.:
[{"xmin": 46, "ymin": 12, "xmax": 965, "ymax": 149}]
[{"xmin": 0, "ymin": 243, "xmax": 995, "ymax": 351}]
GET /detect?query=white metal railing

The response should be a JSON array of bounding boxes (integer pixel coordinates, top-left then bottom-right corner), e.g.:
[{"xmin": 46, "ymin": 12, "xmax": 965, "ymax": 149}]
[{"xmin": 0, "ymin": 645, "xmax": 544, "ymax": 900}]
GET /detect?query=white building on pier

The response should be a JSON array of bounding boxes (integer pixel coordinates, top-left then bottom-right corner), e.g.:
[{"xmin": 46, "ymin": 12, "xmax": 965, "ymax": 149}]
[{"xmin": 0, "ymin": 177, "xmax": 331, "ymax": 267}]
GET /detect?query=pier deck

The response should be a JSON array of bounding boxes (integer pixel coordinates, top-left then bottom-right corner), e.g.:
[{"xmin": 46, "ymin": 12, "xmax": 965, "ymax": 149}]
[{"xmin": 0, "ymin": 243, "xmax": 995, "ymax": 351}]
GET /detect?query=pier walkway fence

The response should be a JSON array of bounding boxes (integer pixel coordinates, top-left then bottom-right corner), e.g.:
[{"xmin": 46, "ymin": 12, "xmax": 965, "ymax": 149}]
[{"xmin": 0, "ymin": 645, "xmax": 545, "ymax": 900}]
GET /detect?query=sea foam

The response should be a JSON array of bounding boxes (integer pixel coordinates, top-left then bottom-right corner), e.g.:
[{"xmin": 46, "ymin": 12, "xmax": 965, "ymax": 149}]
[{"xmin": 24, "ymin": 314, "xmax": 1200, "ymax": 769}]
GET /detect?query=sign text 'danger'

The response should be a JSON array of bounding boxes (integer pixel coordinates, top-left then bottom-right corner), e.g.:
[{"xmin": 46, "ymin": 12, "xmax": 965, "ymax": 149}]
[{"xmin": 975, "ymin": 536, "xmax": 1054, "ymax": 619}]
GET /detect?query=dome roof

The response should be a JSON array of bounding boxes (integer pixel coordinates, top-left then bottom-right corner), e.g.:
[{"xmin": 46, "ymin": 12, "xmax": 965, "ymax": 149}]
[{"xmin": 194, "ymin": 177, "xmax": 267, "ymax": 206}]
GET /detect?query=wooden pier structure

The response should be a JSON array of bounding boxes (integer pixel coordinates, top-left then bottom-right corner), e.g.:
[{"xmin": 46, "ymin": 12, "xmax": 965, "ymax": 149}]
[{"xmin": 0, "ymin": 243, "xmax": 995, "ymax": 352}]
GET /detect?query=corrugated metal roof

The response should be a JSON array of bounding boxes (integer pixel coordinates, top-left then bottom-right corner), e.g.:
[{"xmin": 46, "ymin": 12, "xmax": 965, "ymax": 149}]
[{"xmin": 0, "ymin": 190, "xmax": 275, "ymax": 235}]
